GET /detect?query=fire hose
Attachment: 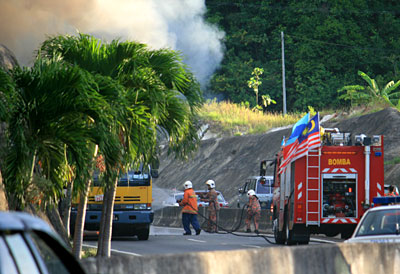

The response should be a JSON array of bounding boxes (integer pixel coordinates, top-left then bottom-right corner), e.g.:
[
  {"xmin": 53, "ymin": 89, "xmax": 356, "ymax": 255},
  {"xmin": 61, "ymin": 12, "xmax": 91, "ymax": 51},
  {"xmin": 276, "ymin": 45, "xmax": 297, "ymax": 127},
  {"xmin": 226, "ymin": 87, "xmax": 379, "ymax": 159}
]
[
  {"xmin": 181, "ymin": 200, "xmax": 276, "ymax": 244},
  {"xmin": 180, "ymin": 199, "xmax": 331, "ymax": 245}
]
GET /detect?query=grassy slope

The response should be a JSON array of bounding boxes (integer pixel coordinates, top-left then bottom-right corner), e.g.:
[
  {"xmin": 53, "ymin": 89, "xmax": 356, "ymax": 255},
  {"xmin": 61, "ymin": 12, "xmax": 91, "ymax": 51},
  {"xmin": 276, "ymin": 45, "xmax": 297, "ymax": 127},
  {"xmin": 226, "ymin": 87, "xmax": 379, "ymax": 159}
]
[{"xmin": 198, "ymin": 100, "xmax": 392, "ymax": 138}]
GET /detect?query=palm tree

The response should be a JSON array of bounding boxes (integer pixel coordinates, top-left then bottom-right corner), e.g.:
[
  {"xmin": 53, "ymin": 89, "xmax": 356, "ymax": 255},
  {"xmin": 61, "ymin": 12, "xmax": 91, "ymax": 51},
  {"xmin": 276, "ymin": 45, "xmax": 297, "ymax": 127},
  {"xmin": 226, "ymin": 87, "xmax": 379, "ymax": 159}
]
[
  {"xmin": 0, "ymin": 57, "xmax": 107, "ymax": 211},
  {"xmin": 40, "ymin": 33, "xmax": 203, "ymax": 257}
]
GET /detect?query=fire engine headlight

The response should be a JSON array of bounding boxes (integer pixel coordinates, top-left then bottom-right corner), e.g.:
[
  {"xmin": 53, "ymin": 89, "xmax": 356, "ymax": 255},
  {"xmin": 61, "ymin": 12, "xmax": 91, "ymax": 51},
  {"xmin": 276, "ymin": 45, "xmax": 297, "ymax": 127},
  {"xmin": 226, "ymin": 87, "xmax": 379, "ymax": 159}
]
[{"xmin": 133, "ymin": 203, "xmax": 148, "ymax": 210}]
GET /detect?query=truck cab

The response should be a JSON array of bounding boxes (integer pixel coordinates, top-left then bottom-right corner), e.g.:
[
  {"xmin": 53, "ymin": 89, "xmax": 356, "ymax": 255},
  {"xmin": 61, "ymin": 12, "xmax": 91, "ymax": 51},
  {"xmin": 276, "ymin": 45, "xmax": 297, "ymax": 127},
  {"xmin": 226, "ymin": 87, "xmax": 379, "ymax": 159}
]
[{"xmin": 237, "ymin": 176, "xmax": 274, "ymax": 209}]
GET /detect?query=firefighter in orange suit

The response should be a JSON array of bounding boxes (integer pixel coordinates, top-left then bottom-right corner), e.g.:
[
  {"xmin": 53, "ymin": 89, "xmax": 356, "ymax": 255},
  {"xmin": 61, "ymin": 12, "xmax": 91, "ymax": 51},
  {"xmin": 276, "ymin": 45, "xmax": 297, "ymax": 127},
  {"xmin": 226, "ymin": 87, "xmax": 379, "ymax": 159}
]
[
  {"xmin": 200, "ymin": 180, "xmax": 220, "ymax": 233},
  {"xmin": 245, "ymin": 189, "xmax": 261, "ymax": 234},
  {"xmin": 386, "ymin": 185, "xmax": 397, "ymax": 197},
  {"xmin": 179, "ymin": 181, "xmax": 201, "ymax": 235}
]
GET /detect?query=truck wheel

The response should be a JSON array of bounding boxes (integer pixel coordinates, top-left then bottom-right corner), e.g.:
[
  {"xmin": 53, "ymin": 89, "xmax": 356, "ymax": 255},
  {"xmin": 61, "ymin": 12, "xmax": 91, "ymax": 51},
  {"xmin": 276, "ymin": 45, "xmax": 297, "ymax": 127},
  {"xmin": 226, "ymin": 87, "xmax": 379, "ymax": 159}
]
[
  {"xmin": 341, "ymin": 230, "xmax": 353, "ymax": 239},
  {"xmin": 137, "ymin": 227, "xmax": 150, "ymax": 241},
  {"xmin": 273, "ymin": 218, "xmax": 286, "ymax": 244},
  {"xmin": 285, "ymin": 211, "xmax": 296, "ymax": 245}
]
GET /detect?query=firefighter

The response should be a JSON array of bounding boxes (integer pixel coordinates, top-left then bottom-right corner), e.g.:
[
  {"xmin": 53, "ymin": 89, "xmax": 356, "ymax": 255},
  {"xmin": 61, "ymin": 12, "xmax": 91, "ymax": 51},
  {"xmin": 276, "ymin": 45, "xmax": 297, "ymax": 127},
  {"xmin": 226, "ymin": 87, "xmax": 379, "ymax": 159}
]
[
  {"xmin": 386, "ymin": 185, "xmax": 397, "ymax": 197},
  {"xmin": 245, "ymin": 189, "xmax": 261, "ymax": 234},
  {"xmin": 200, "ymin": 179, "xmax": 220, "ymax": 233},
  {"xmin": 179, "ymin": 181, "xmax": 201, "ymax": 235}
]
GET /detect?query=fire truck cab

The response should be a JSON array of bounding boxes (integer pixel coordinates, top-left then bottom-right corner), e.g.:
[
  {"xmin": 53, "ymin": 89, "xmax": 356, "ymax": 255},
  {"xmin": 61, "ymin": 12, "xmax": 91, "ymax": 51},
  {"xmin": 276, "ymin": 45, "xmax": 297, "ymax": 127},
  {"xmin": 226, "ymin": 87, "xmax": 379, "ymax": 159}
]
[{"xmin": 272, "ymin": 129, "xmax": 384, "ymax": 245}]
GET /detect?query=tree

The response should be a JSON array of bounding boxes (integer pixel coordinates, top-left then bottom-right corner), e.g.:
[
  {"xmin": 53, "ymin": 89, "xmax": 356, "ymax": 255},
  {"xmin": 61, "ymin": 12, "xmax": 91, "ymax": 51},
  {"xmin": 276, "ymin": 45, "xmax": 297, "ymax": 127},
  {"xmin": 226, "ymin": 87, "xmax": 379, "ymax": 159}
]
[
  {"xmin": 339, "ymin": 71, "xmax": 400, "ymax": 109},
  {"xmin": 247, "ymin": 67, "xmax": 264, "ymax": 106},
  {"xmin": 41, "ymin": 33, "xmax": 203, "ymax": 257},
  {"xmin": 0, "ymin": 57, "xmax": 106, "ymax": 212},
  {"xmin": 357, "ymin": 71, "xmax": 400, "ymax": 108}
]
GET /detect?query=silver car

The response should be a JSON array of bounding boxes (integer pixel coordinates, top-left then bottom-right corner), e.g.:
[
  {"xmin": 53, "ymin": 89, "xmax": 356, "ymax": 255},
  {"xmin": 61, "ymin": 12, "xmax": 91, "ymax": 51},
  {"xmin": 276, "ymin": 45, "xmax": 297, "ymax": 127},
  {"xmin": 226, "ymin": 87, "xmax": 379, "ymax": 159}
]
[
  {"xmin": 346, "ymin": 204, "xmax": 400, "ymax": 243},
  {"xmin": 0, "ymin": 211, "xmax": 86, "ymax": 274}
]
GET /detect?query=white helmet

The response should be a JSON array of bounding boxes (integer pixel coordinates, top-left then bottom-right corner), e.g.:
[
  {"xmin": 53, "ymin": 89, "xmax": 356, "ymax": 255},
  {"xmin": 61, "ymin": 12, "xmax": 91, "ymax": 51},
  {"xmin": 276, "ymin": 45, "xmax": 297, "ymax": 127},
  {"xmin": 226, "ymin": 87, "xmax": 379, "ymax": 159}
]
[
  {"xmin": 206, "ymin": 180, "xmax": 215, "ymax": 189},
  {"xmin": 247, "ymin": 189, "xmax": 256, "ymax": 197},
  {"xmin": 184, "ymin": 181, "xmax": 193, "ymax": 189}
]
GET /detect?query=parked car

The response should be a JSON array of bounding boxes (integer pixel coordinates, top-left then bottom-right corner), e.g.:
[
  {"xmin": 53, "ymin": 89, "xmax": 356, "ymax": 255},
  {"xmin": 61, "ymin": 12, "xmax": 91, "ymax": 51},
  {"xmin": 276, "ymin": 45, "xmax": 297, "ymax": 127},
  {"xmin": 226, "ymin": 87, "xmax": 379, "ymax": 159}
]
[
  {"xmin": 0, "ymin": 211, "xmax": 86, "ymax": 274},
  {"xmin": 345, "ymin": 203, "xmax": 400, "ymax": 243},
  {"xmin": 162, "ymin": 192, "xmax": 184, "ymax": 207},
  {"xmin": 237, "ymin": 176, "xmax": 274, "ymax": 209},
  {"xmin": 163, "ymin": 190, "xmax": 229, "ymax": 208},
  {"xmin": 196, "ymin": 190, "xmax": 229, "ymax": 208}
]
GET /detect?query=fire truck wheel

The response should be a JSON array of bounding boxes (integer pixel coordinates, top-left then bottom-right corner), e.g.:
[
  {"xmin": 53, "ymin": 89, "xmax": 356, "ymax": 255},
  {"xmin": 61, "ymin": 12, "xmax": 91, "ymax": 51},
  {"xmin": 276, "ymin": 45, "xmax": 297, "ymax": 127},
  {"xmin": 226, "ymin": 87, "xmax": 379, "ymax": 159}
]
[
  {"xmin": 273, "ymin": 218, "xmax": 286, "ymax": 244},
  {"xmin": 285, "ymin": 212, "xmax": 296, "ymax": 245},
  {"xmin": 340, "ymin": 230, "xmax": 353, "ymax": 239}
]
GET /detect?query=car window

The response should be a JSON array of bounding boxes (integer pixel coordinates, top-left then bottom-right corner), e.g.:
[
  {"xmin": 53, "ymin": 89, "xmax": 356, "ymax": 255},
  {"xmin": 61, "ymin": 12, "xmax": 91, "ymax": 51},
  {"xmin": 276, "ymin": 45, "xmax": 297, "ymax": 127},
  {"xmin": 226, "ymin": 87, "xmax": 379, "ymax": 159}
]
[
  {"xmin": 248, "ymin": 179, "xmax": 256, "ymax": 192},
  {"xmin": 256, "ymin": 180, "xmax": 272, "ymax": 194},
  {"xmin": 28, "ymin": 232, "xmax": 70, "ymax": 274},
  {"xmin": 4, "ymin": 233, "xmax": 40, "ymax": 274},
  {"xmin": 0, "ymin": 236, "xmax": 18, "ymax": 274},
  {"xmin": 357, "ymin": 209, "xmax": 400, "ymax": 236}
]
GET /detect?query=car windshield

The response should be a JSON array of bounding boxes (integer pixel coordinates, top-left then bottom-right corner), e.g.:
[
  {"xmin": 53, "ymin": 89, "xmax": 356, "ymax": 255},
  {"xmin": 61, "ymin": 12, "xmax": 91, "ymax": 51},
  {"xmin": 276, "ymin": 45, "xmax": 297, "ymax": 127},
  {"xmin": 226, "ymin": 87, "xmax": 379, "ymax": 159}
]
[
  {"xmin": 93, "ymin": 171, "xmax": 150, "ymax": 187},
  {"xmin": 174, "ymin": 194, "xmax": 183, "ymax": 201},
  {"xmin": 118, "ymin": 172, "xmax": 150, "ymax": 186},
  {"xmin": 356, "ymin": 209, "xmax": 400, "ymax": 237},
  {"xmin": 256, "ymin": 179, "xmax": 273, "ymax": 194}
]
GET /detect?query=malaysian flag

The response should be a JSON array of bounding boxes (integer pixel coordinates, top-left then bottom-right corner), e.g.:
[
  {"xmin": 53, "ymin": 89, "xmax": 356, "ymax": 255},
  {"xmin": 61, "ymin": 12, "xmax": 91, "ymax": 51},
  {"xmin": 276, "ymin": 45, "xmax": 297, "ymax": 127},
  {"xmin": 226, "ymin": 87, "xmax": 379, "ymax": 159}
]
[
  {"xmin": 291, "ymin": 113, "xmax": 321, "ymax": 161},
  {"xmin": 279, "ymin": 113, "xmax": 309, "ymax": 173},
  {"xmin": 279, "ymin": 113, "xmax": 321, "ymax": 173}
]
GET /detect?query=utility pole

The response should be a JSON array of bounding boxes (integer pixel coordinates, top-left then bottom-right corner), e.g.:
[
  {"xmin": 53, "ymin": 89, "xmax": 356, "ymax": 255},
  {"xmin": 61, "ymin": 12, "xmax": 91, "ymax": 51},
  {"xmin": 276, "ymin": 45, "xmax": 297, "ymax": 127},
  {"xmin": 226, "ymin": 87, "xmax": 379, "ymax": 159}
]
[{"xmin": 281, "ymin": 31, "xmax": 287, "ymax": 115}]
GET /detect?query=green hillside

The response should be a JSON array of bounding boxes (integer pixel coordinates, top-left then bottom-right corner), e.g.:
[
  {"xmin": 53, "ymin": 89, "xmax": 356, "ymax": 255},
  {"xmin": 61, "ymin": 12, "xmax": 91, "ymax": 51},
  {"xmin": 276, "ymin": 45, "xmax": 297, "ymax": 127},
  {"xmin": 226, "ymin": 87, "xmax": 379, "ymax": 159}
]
[{"xmin": 205, "ymin": 0, "xmax": 400, "ymax": 112}]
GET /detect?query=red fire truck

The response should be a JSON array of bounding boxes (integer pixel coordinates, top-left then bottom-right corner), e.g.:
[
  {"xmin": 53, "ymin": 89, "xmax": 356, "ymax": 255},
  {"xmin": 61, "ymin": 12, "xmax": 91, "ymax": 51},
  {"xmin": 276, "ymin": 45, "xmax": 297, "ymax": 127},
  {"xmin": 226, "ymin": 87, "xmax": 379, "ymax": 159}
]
[{"xmin": 271, "ymin": 129, "xmax": 384, "ymax": 244}]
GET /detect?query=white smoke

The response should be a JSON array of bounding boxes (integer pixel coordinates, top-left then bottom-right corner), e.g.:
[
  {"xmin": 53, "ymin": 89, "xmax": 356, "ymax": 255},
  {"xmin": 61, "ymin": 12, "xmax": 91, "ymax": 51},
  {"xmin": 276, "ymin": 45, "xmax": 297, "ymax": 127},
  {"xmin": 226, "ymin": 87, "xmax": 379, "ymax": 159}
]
[{"xmin": 0, "ymin": 0, "xmax": 225, "ymax": 87}]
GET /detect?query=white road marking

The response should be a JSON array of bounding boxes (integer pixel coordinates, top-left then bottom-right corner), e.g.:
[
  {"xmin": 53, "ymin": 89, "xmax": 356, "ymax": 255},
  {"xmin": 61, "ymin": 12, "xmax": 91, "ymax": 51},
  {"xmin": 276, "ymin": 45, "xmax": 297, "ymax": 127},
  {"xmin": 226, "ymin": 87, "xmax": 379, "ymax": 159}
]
[
  {"xmin": 82, "ymin": 243, "xmax": 142, "ymax": 257},
  {"xmin": 187, "ymin": 239, "xmax": 206, "ymax": 243},
  {"xmin": 241, "ymin": 244, "xmax": 261, "ymax": 248},
  {"xmin": 310, "ymin": 238, "xmax": 337, "ymax": 244},
  {"xmin": 110, "ymin": 249, "xmax": 142, "ymax": 257}
]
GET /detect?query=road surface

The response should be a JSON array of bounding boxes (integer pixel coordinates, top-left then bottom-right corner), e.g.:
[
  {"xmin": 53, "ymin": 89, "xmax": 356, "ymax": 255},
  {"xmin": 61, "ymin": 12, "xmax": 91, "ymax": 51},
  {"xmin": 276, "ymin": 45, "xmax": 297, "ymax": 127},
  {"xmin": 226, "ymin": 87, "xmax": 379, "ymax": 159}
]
[{"xmin": 83, "ymin": 226, "xmax": 339, "ymax": 256}]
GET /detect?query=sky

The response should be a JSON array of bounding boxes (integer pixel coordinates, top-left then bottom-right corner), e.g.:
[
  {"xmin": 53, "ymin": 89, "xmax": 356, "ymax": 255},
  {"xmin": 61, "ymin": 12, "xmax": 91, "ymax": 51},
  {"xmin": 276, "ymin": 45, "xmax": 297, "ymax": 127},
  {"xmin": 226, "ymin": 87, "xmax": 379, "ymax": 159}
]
[{"xmin": 0, "ymin": 0, "xmax": 225, "ymax": 87}]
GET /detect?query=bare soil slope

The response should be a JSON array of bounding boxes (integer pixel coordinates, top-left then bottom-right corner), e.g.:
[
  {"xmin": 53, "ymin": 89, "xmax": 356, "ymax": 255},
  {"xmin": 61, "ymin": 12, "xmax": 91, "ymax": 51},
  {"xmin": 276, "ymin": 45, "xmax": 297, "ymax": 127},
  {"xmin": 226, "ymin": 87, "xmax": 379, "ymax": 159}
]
[{"xmin": 154, "ymin": 107, "xmax": 400, "ymax": 205}]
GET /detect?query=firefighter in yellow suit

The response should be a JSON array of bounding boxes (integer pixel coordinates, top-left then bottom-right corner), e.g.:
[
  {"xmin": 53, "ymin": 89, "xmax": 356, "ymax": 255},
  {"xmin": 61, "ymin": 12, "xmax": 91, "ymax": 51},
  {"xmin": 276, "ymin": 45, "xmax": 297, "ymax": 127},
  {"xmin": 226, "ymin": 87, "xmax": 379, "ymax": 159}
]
[
  {"xmin": 246, "ymin": 189, "xmax": 261, "ymax": 234},
  {"xmin": 200, "ymin": 180, "xmax": 220, "ymax": 233}
]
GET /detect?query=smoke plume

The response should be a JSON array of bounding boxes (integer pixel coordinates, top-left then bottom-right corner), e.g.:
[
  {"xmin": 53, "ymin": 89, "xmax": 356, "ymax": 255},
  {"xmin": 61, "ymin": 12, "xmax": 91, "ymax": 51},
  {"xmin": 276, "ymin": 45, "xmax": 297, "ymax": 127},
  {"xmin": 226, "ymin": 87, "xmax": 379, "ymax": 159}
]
[{"xmin": 0, "ymin": 0, "xmax": 224, "ymax": 87}]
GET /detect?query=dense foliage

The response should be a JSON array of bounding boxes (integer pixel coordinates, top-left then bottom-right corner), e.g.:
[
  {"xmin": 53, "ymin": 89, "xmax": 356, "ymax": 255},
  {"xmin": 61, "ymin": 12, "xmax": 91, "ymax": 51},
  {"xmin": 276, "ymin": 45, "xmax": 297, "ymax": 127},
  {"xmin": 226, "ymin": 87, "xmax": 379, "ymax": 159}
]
[{"xmin": 205, "ymin": 0, "xmax": 400, "ymax": 112}]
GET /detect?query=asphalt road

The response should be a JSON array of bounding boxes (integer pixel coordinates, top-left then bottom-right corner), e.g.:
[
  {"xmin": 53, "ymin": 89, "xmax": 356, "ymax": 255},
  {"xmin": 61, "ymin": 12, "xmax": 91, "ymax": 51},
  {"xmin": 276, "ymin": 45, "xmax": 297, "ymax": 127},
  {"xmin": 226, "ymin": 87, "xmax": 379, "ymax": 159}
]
[{"xmin": 83, "ymin": 226, "xmax": 339, "ymax": 256}]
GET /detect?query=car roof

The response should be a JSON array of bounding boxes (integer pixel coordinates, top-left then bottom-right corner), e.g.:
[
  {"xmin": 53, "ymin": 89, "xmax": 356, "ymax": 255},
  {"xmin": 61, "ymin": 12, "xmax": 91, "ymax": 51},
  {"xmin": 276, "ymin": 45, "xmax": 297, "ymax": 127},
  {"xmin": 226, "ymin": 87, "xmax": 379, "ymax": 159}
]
[
  {"xmin": 366, "ymin": 204, "xmax": 400, "ymax": 212},
  {"xmin": 0, "ymin": 211, "xmax": 56, "ymax": 237}
]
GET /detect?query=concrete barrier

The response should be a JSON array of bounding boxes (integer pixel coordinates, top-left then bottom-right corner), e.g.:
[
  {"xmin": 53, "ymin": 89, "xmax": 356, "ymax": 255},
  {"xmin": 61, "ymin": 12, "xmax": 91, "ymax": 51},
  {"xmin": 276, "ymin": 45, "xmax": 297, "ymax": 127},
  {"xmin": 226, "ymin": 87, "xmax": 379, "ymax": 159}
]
[
  {"xmin": 152, "ymin": 207, "xmax": 273, "ymax": 233},
  {"xmin": 81, "ymin": 242, "xmax": 400, "ymax": 274}
]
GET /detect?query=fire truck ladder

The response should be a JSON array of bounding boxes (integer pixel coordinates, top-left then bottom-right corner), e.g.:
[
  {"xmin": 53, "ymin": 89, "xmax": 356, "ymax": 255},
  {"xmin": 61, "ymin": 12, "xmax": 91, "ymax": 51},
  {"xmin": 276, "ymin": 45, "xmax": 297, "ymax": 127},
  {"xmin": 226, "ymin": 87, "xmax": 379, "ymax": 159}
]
[{"xmin": 306, "ymin": 149, "xmax": 321, "ymax": 226}]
